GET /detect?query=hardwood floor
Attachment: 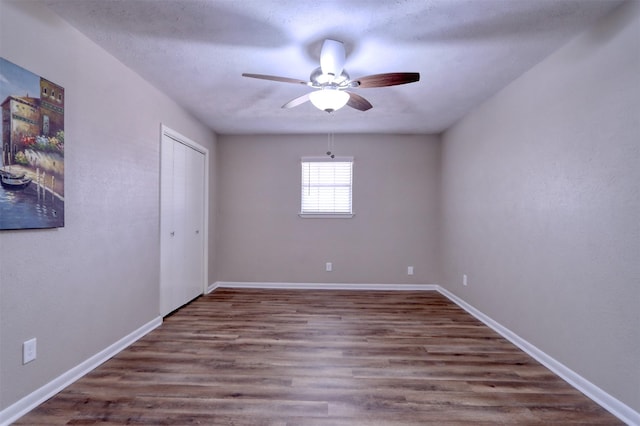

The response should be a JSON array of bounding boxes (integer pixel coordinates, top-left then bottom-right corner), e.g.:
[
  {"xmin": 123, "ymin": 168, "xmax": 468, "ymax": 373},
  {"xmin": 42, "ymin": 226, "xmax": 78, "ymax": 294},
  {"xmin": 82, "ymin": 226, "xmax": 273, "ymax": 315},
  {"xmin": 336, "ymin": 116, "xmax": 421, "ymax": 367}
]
[{"xmin": 16, "ymin": 289, "xmax": 621, "ymax": 425}]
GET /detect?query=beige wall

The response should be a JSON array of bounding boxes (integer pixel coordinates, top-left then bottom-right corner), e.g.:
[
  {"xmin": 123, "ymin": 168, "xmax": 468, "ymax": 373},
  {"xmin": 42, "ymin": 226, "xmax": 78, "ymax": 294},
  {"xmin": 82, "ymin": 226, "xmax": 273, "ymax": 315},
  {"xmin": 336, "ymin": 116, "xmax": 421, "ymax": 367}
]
[
  {"xmin": 215, "ymin": 134, "xmax": 441, "ymax": 285},
  {"xmin": 0, "ymin": 0, "xmax": 215, "ymax": 410},
  {"xmin": 440, "ymin": 0, "xmax": 639, "ymax": 412}
]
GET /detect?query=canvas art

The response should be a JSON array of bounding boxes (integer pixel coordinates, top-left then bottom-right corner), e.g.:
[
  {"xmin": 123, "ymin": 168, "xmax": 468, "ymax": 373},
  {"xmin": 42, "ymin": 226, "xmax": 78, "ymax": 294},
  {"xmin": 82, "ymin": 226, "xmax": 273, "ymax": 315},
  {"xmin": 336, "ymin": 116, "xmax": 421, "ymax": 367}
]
[{"xmin": 0, "ymin": 57, "xmax": 65, "ymax": 230}]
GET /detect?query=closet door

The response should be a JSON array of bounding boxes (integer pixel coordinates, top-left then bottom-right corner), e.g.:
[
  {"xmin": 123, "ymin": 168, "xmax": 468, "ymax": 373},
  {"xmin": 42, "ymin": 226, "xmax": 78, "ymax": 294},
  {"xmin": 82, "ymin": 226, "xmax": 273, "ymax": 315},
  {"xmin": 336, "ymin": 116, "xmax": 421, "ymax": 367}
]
[
  {"xmin": 160, "ymin": 129, "xmax": 207, "ymax": 316},
  {"xmin": 182, "ymin": 145, "xmax": 205, "ymax": 305}
]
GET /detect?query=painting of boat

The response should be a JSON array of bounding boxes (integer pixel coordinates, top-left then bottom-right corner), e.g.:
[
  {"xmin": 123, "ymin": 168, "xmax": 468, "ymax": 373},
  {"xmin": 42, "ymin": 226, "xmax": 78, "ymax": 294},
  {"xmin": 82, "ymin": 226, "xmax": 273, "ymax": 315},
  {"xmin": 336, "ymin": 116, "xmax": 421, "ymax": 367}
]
[{"xmin": 1, "ymin": 172, "xmax": 32, "ymax": 190}]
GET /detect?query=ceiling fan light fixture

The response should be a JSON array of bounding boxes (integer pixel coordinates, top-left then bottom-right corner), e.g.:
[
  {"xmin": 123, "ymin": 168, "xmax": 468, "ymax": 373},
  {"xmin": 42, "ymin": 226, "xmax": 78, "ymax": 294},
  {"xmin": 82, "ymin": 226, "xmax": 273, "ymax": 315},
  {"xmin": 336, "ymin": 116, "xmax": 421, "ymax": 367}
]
[{"xmin": 309, "ymin": 88, "xmax": 349, "ymax": 113}]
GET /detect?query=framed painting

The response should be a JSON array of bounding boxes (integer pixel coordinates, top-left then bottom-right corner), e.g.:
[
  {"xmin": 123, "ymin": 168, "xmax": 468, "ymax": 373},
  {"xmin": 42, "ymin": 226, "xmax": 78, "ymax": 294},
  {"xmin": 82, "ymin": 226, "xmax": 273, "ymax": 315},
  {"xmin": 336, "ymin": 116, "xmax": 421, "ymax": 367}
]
[{"xmin": 0, "ymin": 57, "xmax": 65, "ymax": 230}]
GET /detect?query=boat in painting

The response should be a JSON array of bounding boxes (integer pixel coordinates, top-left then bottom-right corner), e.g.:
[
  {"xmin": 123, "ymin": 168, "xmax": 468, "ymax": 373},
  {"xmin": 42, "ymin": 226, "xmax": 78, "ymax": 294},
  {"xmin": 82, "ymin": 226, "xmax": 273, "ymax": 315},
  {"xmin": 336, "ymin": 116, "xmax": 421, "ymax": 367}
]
[
  {"xmin": 0, "ymin": 168, "xmax": 25, "ymax": 179},
  {"xmin": 0, "ymin": 168, "xmax": 31, "ymax": 190}
]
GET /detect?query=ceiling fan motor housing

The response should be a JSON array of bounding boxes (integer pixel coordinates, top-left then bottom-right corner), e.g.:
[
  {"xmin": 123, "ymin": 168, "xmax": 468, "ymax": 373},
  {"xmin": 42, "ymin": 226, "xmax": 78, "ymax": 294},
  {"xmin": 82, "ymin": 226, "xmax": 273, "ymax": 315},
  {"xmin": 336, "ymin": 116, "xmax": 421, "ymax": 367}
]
[{"xmin": 309, "ymin": 67, "xmax": 350, "ymax": 88}]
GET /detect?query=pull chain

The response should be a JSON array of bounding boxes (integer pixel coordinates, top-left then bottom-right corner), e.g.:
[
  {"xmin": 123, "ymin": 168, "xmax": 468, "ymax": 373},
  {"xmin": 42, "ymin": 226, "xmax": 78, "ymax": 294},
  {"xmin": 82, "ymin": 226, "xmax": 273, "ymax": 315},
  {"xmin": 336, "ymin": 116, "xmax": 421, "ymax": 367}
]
[{"xmin": 326, "ymin": 133, "xmax": 335, "ymax": 159}]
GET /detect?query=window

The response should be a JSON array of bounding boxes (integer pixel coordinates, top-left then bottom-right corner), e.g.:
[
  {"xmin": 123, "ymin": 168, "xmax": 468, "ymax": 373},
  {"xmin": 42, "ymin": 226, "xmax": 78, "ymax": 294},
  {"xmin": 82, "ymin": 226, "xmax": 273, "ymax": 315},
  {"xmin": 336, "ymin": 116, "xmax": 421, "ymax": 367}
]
[{"xmin": 300, "ymin": 157, "xmax": 353, "ymax": 217}]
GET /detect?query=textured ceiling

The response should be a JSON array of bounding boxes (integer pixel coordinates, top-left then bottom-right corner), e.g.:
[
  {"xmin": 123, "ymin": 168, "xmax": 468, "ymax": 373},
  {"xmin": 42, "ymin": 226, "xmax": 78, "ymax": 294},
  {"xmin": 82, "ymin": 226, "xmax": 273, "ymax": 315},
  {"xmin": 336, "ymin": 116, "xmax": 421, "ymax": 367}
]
[{"xmin": 43, "ymin": 0, "xmax": 623, "ymax": 135}]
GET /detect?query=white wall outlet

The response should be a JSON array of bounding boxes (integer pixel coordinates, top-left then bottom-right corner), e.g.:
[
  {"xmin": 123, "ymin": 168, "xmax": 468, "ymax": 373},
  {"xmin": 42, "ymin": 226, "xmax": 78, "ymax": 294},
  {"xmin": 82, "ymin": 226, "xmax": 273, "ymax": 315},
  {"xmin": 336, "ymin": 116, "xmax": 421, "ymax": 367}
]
[
  {"xmin": 23, "ymin": 338, "xmax": 37, "ymax": 364},
  {"xmin": 463, "ymin": 274, "xmax": 468, "ymax": 286},
  {"xmin": 407, "ymin": 266, "xmax": 414, "ymax": 275},
  {"xmin": 326, "ymin": 262, "xmax": 332, "ymax": 272}
]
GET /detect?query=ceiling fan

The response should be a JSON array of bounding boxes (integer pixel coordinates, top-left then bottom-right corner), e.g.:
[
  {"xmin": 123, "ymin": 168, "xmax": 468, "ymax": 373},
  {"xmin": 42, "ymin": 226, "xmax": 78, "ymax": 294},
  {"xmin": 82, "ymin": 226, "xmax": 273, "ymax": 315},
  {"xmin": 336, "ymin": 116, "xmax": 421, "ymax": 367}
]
[{"xmin": 242, "ymin": 39, "xmax": 420, "ymax": 113}]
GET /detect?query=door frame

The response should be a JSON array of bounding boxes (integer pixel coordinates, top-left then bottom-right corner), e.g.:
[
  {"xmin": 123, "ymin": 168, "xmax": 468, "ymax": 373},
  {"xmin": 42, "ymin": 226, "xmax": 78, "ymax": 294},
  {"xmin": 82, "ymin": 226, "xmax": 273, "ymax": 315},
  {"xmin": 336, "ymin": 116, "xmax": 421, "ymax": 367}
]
[{"xmin": 159, "ymin": 124, "xmax": 210, "ymax": 312}]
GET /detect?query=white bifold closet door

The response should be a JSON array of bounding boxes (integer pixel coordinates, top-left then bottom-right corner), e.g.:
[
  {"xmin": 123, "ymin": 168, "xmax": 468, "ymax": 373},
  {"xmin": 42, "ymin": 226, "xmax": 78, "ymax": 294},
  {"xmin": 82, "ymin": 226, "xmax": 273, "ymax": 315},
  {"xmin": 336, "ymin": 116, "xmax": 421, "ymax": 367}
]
[{"xmin": 160, "ymin": 128, "xmax": 207, "ymax": 316}]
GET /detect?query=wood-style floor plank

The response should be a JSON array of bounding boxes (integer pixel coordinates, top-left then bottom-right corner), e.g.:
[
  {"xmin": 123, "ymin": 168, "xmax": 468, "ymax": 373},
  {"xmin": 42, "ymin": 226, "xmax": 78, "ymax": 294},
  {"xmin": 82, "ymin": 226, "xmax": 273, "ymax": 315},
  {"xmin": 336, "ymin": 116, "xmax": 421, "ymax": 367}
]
[{"xmin": 15, "ymin": 289, "xmax": 621, "ymax": 425}]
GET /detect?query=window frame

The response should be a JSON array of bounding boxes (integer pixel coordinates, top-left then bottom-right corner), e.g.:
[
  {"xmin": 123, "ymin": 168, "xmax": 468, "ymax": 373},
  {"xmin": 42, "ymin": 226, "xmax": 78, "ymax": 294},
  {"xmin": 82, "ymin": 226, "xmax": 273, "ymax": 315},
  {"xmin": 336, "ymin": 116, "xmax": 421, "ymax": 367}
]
[{"xmin": 299, "ymin": 156, "xmax": 354, "ymax": 219}]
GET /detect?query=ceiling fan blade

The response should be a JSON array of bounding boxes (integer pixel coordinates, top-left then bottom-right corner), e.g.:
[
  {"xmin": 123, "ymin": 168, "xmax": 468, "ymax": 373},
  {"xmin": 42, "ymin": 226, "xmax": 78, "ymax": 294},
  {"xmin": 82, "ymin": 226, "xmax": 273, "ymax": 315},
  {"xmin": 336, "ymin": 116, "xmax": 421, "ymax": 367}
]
[
  {"xmin": 346, "ymin": 92, "xmax": 373, "ymax": 111},
  {"xmin": 242, "ymin": 73, "xmax": 308, "ymax": 85},
  {"xmin": 282, "ymin": 93, "xmax": 311, "ymax": 109},
  {"xmin": 353, "ymin": 72, "xmax": 420, "ymax": 88},
  {"xmin": 320, "ymin": 39, "xmax": 346, "ymax": 77}
]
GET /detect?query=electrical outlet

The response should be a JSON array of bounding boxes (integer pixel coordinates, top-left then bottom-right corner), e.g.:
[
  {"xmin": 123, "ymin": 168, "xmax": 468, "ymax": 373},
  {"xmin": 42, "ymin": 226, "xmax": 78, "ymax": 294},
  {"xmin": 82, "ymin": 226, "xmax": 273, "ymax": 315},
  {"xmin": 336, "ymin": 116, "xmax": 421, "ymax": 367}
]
[
  {"xmin": 407, "ymin": 266, "xmax": 414, "ymax": 276},
  {"xmin": 463, "ymin": 274, "xmax": 468, "ymax": 286},
  {"xmin": 326, "ymin": 262, "xmax": 332, "ymax": 272},
  {"xmin": 23, "ymin": 338, "xmax": 37, "ymax": 364}
]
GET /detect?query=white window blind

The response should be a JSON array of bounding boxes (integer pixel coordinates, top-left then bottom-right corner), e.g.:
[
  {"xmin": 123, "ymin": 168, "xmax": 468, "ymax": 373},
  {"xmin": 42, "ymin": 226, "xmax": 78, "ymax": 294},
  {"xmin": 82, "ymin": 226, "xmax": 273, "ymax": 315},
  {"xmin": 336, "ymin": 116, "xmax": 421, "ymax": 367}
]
[{"xmin": 301, "ymin": 157, "xmax": 353, "ymax": 216}]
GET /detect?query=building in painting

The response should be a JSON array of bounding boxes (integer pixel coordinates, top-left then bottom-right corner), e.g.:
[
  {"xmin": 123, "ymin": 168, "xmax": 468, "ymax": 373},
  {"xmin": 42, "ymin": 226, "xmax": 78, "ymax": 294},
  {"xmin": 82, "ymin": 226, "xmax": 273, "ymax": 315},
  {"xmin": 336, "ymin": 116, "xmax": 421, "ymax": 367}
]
[
  {"xmin": 39, "ymin": 78, "xmax": 65, "ymax": 136},
  {"xmin": 1, "ymin": 96, "xmax": 39, "ymax": 166},
  {"xmin": 0, "ymin": 77, "xmax": 64, "ymax": 166}
]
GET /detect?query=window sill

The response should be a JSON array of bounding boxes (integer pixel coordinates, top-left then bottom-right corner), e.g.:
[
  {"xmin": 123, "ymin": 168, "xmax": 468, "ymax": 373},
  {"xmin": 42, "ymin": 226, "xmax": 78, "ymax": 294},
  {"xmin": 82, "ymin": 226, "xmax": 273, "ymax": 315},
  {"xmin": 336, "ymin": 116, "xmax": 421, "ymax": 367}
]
[{"xmin": 298, "ymin": 213, "xmax": 354, "ymax": 219}]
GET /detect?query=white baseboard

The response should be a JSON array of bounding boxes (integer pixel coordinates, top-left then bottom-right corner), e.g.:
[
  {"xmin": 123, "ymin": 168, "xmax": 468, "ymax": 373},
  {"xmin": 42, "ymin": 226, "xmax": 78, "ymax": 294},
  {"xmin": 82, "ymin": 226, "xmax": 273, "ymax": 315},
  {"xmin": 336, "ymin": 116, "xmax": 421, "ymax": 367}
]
[
  {"xmin": 212, "ymin": 281, "xmax": 639, "ymax": 425},
  {"xmin": 0, "ymin": 316, "xmax": 162, "ymax": 426},
  {"xmin": 212, "ymin": 281, "xmax": 438, "ymax": 291}
]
